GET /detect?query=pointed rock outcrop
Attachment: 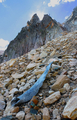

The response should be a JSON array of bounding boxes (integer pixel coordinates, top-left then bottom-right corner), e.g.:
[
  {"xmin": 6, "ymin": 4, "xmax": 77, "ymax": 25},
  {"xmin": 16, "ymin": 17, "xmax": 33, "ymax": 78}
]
[{"xmin": 64, "ymin": 6, "xmax": 77, "ymax": 31}]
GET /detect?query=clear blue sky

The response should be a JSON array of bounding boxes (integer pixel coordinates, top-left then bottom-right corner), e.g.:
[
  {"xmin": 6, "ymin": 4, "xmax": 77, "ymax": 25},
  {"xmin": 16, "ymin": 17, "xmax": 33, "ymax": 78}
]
[{"xmin": 0, "ymin": 0, "xmax": 77, "ymax": 50}]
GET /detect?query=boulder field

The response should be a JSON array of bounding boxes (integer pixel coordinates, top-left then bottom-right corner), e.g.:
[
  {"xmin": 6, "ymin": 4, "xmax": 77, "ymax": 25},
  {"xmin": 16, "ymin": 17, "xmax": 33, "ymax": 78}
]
[{"xmin": 0, "ymin": 31, "xmax": 77, "ymax": 120}]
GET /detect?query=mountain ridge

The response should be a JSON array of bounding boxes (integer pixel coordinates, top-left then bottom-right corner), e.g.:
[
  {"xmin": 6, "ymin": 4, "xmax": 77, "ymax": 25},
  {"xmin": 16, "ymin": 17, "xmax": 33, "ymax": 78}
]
[
  {"xmin": 1, "ymin": 14, "xmax": 64, "ymax": 63},
  {"xmin": 0, "ymin": 6, "xmax": 77, "ymax": 63}
]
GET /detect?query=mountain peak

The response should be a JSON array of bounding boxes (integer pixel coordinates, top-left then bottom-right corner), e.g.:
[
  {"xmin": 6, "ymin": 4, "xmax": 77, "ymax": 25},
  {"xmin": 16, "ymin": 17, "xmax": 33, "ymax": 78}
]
[
  {"xmin": 73, "ymin": 6, "xmax": 77, "ymax": 16},
  {"xmin": 30, "ymin": 13, "xmax": 40, "ymax": 24},
  {"xmin": 64, "ymin": 6, "xmax": 77, "ymax": 31}
]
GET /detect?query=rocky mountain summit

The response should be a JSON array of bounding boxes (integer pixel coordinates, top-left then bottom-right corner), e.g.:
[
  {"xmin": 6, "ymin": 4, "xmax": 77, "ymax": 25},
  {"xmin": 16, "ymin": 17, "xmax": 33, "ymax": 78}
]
[
  {"xmin": 0, "ymin": 30, "xmax": 77, "ymax": 120},
  {"xmin": 64, "ymin": 6, "xmax": 77, "ymax": 31},
  {"xmin": 1, "ymin": 6, "xmax": 77, "ymax": 63},
  {"xmin": 2, "ymin": 14, "xmax": 64, "ymax": 62}
]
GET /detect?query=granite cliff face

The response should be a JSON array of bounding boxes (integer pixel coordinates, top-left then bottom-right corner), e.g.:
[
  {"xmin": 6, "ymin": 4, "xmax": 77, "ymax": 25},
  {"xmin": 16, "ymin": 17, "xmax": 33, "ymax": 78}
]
[
  {"xmin": 64, "ymin": 6, "xmax": 77, "ymax": 31},
  {"xmin": 2, "ymin": 14, "xmax": 64, "ymax": 62}
]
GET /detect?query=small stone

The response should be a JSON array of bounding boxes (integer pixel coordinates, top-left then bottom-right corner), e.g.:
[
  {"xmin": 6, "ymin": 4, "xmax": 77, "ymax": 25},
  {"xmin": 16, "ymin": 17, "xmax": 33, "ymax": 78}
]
[
  {"xmin": 34, "ymin": 67, "xmax": 46, "ymax": 75},
  {"xmin": 0, "ymin": 115, "xmax": 16, "ymax": 120},
  {"xmin": 0, "ymin": 111, "xmax": 3, "ymax": 116},
  {"xmin": 16, "ymin": 111, "xmax": 25, "ymax": 120},
  {"xmin": 6, "ymin": 59, "xmax": 17, "ymax": 67},
  {"xmin": 0, "ymin": 94, "xmax": 4, "ymax": 101},
  {"xmin": 40, "ymin": 51, "xmax": 47, "ymax": 58},
  {"xmin": 48, "ymin": 90, "xmax": 54, "ymax": 95},
  {"xmin": 63, "ymin": 83, "xmax": 70, "ymax": 91},
  {"xmin": 11, "ymin": 70, "xmax": 27, "ymax": 79},
  {"xmin": 50, "ymin": 49, "xmax": 56, "ymax": 57},
  {"xmin": 50, "ymin": 79, "xmax": 55, "ymax": 84},
  {"xmin": 35, "ymin": 114, "xmax": 41, "ymax": 120},
  {"xmin": 52, "ymin": 71, "xmax": 58, "ymax": 77},
  {"xmin": 53, "ymin": 108, "xmax": 59, "ymax": 119},
  {"xmin": 0, "ymin": 75, "xmax": 3, "ymax": 78},
  {"xmin": 4, "ymin": 102, "xmax": 13, "ymax": 116},
  {"xmin": 57, "ymin": 115, "xmax": 61, "ymax": 120},
  {"xmin": 37, "ymin": 100, "xmax": 42, "ymax": 107},
  {"xmin": 0, "ymin": 83, "xmax": 3, "ymax": 90},
  {"xmin": 72, "ymin": 87, "xmax": 77, "ymax": 92},
  {"xmin": 48, "ymin": 58, "xmax": 59, "ymax": 64},
  {"xmin": 21, "ymin": 82, "xmax": 25, "ymax": 86},
  {"xmin": 4, "ymin": 78, "xmax": 13, "ymax": 88},
  {"xmin": 39, "ymin": 93, "xmax": 43, "ymax": 97},
  {"xmin": 42, "ymin": 107, "xmax": 50, "ymax": 120},
  {"xmin": 19, "ymin": 83, "xmax": 30, "ymax": 92},
  {"xmin": 52, "ymin": 64, "xmax": 61, "ymax": 70},
  {"xmin": 59, "ymin": 88, "xmax": 66, "ymax": 94},
  {"xmin": 0, "ymin": 101, "xmax": 5, "ymax": 110},
  {"xmin": 61, "ymin": 99, "xmax": 66, "ymax": 105},
  {"xmin": 44, "ymin": 91, "xmax": 61, "ymax": 105},
  {"xmin": 69, "ymin": 59, "xmax": 77, "ymax": 67},
  {"xmin": 8, "ymin": 94, "xmax": 13, "ymax": 101},
  {"xmin": 42, "ymin": 83, "xmax": 48, "ymax": 89},
  {"xmin": 24, "ymin": 106, "xmax": 30, "ymax": 114},
  {"xmin": 11, "ymin": 106, "xmax": 19, "ymax": 113},
  {"xmin": 26, "ymin": 63, "xmax": 36, "ymax": 71},
  {"xmin": 25, "ymin": 113, "xmax": 32, "ymax": 120},
  {"xmin": 73, "ymin": 72, "xmax": 77, "ymax": 80},
  {"xmin": 9, "ymin": 88, "xmax": 19, "ymax": 94}
]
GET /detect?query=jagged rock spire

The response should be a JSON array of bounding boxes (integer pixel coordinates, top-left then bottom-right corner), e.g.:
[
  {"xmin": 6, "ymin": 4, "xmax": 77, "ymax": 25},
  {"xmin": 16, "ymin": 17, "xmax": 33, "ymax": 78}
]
[{"xmin": 30, "ymin": 13, "xmax": 40, "ymax": 24}]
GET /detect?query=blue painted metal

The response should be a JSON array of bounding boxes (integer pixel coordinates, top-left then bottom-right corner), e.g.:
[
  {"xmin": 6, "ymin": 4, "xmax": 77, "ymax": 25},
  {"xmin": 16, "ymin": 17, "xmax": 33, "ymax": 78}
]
[{"xmin": 11, "ymin": 62, "xmax": 53, "ymax": 106}]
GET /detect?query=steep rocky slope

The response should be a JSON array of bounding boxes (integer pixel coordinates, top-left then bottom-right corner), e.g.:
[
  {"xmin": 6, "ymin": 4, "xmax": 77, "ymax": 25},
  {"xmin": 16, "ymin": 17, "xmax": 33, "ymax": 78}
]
[
  {"xmin": 0, "ymin": 51, "xmax": 4, "ymax": 63},
  {"xmin": 0, "ymin": 51, "xmax": 4, "ymax": 55},
  {"xmin": 0, "ymin": 31, "xmax": 77, "ymax": 120},
  {"xmin": 64, "ymin": 6, "xmax": 77, "ymax": 31},
  {"xmin": 2, "ymin": 14, "xmax": 64, "ymax": 62}
]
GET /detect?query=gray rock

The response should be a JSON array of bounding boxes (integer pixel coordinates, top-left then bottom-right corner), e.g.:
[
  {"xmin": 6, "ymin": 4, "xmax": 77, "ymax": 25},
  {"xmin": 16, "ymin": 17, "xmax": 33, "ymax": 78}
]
[
  {"xmin": 16, "ymin": 111, "xmax": 25, "ymax": 120},
  {"xmin": 0, "ymin": 115, "xmax": 17, "ymax": 120},
  {"xmin": 53, "ymin": 109, "xmax": 59, "ymax": 119},
  {"xmin": 0, "ymin": 101, "xmax": 5, "ymax": 111},
  {"xmin": 64, "ymin": 6, "xmax": 77, "ymax": 31}
]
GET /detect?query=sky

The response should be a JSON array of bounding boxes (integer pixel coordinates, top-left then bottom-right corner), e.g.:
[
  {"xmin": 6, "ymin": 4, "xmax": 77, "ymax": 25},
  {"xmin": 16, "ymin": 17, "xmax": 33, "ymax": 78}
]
[{"xmin": 0, "ymin": 0, "xmax": 77, "ymax": 50}]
